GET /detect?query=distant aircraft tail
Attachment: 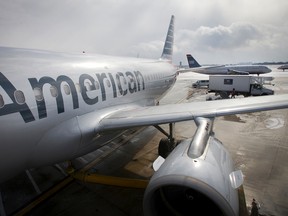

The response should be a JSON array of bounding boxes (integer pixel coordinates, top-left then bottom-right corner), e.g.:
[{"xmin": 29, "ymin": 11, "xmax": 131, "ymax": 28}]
[
  {"xmin": 186, "ymin": 54, "xmax": 201, "ymax": 68},
  {"xmin": 161, "ymin": 15, "xmax": 174, "ymax": 61}
]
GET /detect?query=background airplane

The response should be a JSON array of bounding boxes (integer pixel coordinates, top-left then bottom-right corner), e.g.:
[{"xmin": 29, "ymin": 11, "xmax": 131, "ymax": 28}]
[
  {"xmin": 185, "ymin": 54, "xmax": 272, "ymax": 75},
  {"xmin": 278, "ymin": 64, "xmax": 288, "ymax": 71},
  {"xmin": 1, "ymin": 15, "xmax": 288, "ymax": 216}
]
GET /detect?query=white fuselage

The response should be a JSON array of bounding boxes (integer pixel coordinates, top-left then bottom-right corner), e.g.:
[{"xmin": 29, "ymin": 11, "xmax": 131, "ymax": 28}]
[
  {"xmin": 0, "ymin": 47, "xmax": 177, "ymax": 181},
  {"xmin": 191, "ymin": 65, "xmax": 271, "ymax": 75}
]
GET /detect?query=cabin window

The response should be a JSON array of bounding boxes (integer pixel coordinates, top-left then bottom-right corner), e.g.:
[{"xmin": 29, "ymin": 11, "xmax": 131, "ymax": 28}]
[
  {"xmin": 34, "ymin": 88, "xmax": 43, "ymax": 101},
  {"xmin": 14, "ymin": 90, "xmax": 26, "ymax": 104},
  {"xmin": 127, "ymin": 75, "xmax": 134, "ymax": 82},
  {"xmin": 50, "ymin": 86, "xmax": 58, "ymax": 97},
  {"xmin": 63, "ymin": 84, "xmax": 71, "ymax": 95},
  {"xmin": 85, "ymin": 81, "xmax": 97, "ymax": 91},
  {"xmin": 0, "ymin": 94, "xmax": 4, "ymax": 108},
  {"xmin": 106, "ymin": 80, "xmax": 111, "ymax": 87},
  {"xmin": 85, "ymin": 81, "xmax": 92, "ymax": 91},
  {"xmin": 94, "ymin": 81, "xmax": 100, "ymax": 90},
  {"xmin": 75, "ymin": 83, "xmax": 81, "ymax": 93},
  {"xmin": 116, "ymin": 77, "xmax": 121, "ymax": 87}
]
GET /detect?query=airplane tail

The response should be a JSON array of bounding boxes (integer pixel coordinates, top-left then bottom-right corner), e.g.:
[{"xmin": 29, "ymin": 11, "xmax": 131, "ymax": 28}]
[
  {"xmin": 186, "ymin": 54, "xmax": 201, "ymax": 68},
  {"xmin": 160, "ymin": 15, "xmax": 174, "ymax": 61}
]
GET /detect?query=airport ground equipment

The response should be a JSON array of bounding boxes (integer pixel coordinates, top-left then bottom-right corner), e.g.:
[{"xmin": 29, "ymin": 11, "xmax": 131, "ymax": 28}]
[{"xmin": 209, "ymin": 75, "xmax": 274, "ymax": 98}]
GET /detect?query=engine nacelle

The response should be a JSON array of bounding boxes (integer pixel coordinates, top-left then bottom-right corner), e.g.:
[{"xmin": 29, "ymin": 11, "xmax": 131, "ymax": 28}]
[{"xmin": 144, "ymin": 136, "xmax": 241, "ymax": 216}]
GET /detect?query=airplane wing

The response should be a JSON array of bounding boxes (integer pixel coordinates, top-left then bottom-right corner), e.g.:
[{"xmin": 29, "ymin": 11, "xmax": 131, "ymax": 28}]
[
  {"xmin": 227, "ymin": 69, "xmax": 249, "ymax": 75},
  {"xmin": 97, "ymin": 94, "xmax": 288, "ymax": 131},
  {"xmin": 177, "ymin": 65, "xmax": 226, "ymax": 74}
]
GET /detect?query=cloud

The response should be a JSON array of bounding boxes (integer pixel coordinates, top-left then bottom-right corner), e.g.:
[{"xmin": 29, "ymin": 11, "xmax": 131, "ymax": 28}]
[
  {"xmin": 0, "ymin": 0, "xmax": 287, "ymax": 64},
  {"xmin": 177, "ymin": 22, "xmax": 262, "ymax": 51},
  {"xmin": 129, "ymin": 40, "xmax": 164, "ymax": 59}
]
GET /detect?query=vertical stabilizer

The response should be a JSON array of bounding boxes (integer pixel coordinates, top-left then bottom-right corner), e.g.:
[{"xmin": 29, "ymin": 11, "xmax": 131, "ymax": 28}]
[
  {"xmin": 161, "ymin": 15, "xmax": 174, "ymax": 61},
  {"xmin": 186, "ymin": 54, "xmax": 201, "ymax": 68}
]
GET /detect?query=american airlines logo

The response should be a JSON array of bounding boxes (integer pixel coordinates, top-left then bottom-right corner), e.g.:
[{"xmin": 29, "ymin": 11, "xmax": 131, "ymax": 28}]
[{"xmin": 0, "ymin": 71, "xmax": 145, "ymax": 123}]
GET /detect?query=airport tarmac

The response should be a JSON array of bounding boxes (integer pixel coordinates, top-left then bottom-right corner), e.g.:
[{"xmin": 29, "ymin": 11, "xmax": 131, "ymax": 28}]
[{"xmin": 0, "ymin": 65, "xmax": 287, "ymax": 216}]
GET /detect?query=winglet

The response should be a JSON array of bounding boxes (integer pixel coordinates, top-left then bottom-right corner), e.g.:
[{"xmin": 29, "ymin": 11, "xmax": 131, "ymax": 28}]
[
  {"xmin": 186, "ymin": 54, "xmax": 201, "ymax": 68},
  {"xmin": 161, "ymin": 15, "xmax": 174, "ymax": 61}
]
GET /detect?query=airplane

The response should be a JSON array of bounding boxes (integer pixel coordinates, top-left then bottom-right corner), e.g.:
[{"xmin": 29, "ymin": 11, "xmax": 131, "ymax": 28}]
[
  {"xmin": 278, "ymin": 64, "xmax": 288, "ymax": 71},
  {"xmin": 185, "ymin": 54, "xmax": 272, "ymax": 75},
  {"xmin": 0, "ymin": 15, "xmax": 288, "ymax": 216}
]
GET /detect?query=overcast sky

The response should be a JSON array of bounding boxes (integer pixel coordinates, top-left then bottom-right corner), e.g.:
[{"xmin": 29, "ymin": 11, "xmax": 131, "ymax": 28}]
[{"xmin": 0, "ymin": 0, "xmax": 287, "ymax": 65}]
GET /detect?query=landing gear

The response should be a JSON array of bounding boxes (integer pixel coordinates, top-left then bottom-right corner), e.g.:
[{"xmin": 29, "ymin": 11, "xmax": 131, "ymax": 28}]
[
  {"xmin": 154, "ymin": 123, "xmax": 178, "ymax": 158},
  {"xmin": 158, "ymin": 138, "xmax": 175, "ymax": 158}
]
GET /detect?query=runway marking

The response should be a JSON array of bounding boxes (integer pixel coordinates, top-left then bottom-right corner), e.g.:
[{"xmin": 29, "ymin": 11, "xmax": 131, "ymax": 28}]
[
  {"xmin": 25, "ymin": 170, "xmax": 41, "ymax": 195},
  {"xmin": 0, "ymin": 192, "xmax": 6, "ymax": 216},
  {"xmin": 13, "ymin": 128, "xmax": 145, "ymax": 215},
  {"xmin": 264, "ymin": 117, "xmax": 285, "ymax": 129},
  {"xmin": 14, "ymin": 176, "xmax": 74, "ymax": 216}
]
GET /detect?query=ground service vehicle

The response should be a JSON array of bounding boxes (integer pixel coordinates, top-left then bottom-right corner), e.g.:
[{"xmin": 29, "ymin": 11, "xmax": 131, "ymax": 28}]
[
  {"xmin": 192, "ymin": 80, "xmax": 209, "ymax": 88},
  {"xmin": 209, "ymin": 75, "xmax": 274, "ymax": 98}
]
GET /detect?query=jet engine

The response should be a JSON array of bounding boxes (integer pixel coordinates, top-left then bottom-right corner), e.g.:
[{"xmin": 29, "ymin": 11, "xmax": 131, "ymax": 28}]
[{"xmin": 144, "ymin": 118, "xmax": 243, "ymax": 216}]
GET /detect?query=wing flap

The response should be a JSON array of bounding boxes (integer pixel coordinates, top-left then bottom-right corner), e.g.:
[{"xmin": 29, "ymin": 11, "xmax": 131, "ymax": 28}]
[{"xmin": 98, "ymin": 94, "xmax": 288, "ymax": 131}]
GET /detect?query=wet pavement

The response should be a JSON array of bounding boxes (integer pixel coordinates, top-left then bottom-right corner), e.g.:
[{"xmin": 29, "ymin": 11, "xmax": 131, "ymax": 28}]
[{"xmin": 1, "ymin": 65, "xmax": 288, "ymax": 216}]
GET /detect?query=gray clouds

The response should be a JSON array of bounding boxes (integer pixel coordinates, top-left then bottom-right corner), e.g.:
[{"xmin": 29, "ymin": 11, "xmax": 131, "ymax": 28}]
[
  {"xmin": 0, "ymin": 0, "xmax": 287, "ymax": 64},
  {"xmin": 177, "ymin": 22, "xmax": 262, "ymax": 50}
]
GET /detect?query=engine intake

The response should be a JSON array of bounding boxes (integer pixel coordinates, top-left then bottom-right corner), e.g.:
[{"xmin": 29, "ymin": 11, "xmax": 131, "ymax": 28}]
[{"xmin": 144, "ymin": 135, "xmax": 240, "ymax": 216}]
